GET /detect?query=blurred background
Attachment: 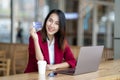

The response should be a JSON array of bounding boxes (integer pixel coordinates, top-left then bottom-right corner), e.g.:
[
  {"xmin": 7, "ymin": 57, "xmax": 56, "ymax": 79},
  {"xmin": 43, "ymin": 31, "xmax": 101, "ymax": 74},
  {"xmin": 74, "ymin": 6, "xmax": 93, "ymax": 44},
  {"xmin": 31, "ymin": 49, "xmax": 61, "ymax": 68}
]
[
  {"xmin": 1, "ymin": 0, "xmax": 120, "ymax": 76},
  {"xmin": 0, "ymin": 0, "xmax": 120, "ymax": 59}
]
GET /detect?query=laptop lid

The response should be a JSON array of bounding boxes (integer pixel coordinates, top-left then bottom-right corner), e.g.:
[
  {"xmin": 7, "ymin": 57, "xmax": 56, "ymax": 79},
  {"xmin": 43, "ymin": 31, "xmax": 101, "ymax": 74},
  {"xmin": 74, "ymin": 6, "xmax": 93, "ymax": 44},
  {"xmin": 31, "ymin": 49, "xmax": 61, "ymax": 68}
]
[{"xmin": 74, "ymin": 46, "xmax": 104, "ymax": 75}]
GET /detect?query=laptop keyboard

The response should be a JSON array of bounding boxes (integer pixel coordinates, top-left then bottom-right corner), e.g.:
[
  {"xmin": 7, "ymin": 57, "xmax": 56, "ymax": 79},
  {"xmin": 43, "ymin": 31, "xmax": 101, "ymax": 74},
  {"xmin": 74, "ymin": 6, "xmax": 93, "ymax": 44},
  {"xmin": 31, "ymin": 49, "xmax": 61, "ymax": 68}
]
[{"xmin": 56, "ymin": 68, "xmax": 75, "ymax": 74}]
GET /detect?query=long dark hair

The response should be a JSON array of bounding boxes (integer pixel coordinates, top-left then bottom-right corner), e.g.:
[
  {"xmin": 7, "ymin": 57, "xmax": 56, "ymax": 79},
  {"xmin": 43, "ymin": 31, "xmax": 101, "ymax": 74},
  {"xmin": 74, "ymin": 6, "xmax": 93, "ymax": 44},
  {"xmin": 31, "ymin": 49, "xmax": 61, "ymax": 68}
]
[{"xmin": 40, "ymin": 9, "xmax": 66, "ymax": 50}]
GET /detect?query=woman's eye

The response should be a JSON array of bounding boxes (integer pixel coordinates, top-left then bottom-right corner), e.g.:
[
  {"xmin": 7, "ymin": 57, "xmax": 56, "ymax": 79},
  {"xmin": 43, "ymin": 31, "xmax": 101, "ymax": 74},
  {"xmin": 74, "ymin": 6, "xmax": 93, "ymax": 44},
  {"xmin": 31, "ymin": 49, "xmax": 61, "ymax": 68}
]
[
  {"xmin": 55, "ymin": 22, "xmax": 59, "ymax": 25},
  {"xmin": 48, "ymin": 19, "xmax": 52, "ymax": 22}
]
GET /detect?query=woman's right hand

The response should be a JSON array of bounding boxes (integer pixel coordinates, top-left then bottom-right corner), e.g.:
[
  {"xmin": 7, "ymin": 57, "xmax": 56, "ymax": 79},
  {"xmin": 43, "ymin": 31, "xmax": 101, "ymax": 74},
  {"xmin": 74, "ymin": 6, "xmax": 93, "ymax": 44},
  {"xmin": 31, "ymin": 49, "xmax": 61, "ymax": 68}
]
[{"xmin": 30, "ymin": 27, "xmax": 38, "ymax": 41}]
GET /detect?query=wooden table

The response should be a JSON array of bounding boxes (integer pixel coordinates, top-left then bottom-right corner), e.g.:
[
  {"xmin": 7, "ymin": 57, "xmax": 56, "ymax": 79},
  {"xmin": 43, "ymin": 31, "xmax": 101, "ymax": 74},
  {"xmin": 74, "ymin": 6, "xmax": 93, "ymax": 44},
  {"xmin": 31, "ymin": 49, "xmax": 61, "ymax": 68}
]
[
  {"xmin": 0, "ymin": 59, "xmax": 120, "ymax": 80},
  {"xmin": 94, "ymin": 74, "xmax": 120, "ymax": 80}
]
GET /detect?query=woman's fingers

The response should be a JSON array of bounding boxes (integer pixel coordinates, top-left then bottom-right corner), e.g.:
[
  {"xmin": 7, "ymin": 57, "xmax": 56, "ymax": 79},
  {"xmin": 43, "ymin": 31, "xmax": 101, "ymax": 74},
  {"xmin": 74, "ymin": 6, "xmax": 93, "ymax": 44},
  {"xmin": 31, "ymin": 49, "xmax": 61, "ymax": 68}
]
[
  {"xmin": 46, "ymin": 64, "xmax": 56, "ymax": 70},
  {"xmin": 29, "ymin": 26, "xmax": 35, "ymax": 33},
  {"xmin": 29, "ymin": 26, "xmax": 38, "ymax": 41}
]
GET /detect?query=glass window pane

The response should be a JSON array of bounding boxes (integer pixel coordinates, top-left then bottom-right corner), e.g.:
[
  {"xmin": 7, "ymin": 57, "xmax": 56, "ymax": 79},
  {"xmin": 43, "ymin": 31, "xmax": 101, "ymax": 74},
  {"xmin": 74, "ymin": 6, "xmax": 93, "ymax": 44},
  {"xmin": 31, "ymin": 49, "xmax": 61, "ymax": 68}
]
[{"xmin": 0, "ymin": 0, "xmax": 11, "ymax": 43}]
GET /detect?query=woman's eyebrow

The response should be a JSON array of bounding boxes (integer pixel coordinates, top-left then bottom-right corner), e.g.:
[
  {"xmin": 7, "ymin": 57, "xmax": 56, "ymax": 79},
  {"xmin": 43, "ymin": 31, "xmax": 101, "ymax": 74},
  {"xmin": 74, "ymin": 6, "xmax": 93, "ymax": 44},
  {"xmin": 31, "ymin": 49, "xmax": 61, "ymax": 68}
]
[{"xmin": 49, "ymin": 17, "xmax": 59, "ymax": 22}]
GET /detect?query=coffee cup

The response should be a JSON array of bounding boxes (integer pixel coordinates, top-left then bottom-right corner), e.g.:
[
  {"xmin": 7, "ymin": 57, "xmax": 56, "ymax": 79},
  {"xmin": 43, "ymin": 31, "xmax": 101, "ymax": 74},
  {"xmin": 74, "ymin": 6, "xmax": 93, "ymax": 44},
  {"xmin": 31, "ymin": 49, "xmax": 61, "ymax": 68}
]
[{"xmin": 37, "ymin": 60, "xmax": 47, "ymax": 75}]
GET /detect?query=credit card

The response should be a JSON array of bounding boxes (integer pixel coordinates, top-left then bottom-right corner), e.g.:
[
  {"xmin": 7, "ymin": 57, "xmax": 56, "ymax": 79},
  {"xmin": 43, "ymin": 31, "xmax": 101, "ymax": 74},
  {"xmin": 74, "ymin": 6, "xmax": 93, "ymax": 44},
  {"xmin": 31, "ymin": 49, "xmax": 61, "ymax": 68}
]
[{"xmin": 33, "ymin": 22, "xmax": 42, "ymax": 31}]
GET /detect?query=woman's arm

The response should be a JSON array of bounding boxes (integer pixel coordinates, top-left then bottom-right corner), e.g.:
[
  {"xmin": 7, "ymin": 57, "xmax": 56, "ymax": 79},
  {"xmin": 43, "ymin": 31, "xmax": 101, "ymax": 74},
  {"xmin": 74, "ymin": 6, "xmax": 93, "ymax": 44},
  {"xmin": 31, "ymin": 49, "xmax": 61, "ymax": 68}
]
[
  {"xmin": 63, "ymin": 44, "xmax": 77, "ymax": 68},
  {"xmin": 34, "ymin": 39, "xmax": 44, "ymax": 60},
  {"xmin": 47, "ymin": 62, "xmax": 69, "ymax": 70},
  {"xmin": 30, "ymin": 27, "xmax": 44, "ymax": 60},
  {"xmin": 47, "ymin": 41, "xmax": 76, "ymax": 70}
]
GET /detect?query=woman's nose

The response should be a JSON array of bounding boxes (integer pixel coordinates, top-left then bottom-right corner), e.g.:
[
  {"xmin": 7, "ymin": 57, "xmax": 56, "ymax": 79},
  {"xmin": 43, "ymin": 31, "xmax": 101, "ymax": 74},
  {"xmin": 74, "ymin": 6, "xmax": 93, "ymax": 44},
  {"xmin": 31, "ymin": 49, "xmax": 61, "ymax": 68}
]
[{"xmin": 50, "ymin": 23, "xmax": 54, "ymax": 27}]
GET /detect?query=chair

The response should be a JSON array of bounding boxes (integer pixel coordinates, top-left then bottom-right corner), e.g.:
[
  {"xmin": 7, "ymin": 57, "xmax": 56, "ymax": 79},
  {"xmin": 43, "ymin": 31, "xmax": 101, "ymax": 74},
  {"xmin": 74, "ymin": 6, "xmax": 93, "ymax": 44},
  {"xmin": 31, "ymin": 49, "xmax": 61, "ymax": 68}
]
[
  {"xmin": 102, "ymin": 48, "xmax": 114, "ymax": 61},
  {"xmin": 0, "ymin": 50, "xmax": 6, "ymax": 58},
  {"xmin": 0, "ymin": 50, "xmax": 11, "ymax": 76},
  {"xmin": 12, "ymin": 48, "xmax": 28, "ymax": 74},
  {"xmin": 0, "ymin": 43, "xmax": 11, "ymax": 58}
]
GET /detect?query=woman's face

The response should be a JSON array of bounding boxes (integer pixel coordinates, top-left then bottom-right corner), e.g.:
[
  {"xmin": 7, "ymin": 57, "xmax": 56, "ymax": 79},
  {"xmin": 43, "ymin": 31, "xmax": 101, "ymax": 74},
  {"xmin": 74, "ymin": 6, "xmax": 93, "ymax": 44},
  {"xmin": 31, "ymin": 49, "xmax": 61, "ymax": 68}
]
[{"xmin": 46, "ymin": 13, "xmax": 59, "ymax": 37}]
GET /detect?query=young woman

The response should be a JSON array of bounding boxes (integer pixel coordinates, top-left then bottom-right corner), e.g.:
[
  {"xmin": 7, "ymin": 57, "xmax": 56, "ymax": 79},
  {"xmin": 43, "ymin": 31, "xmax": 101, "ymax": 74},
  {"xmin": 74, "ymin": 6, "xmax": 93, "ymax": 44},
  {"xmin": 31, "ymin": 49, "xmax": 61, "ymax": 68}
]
[{"xmin": 24, "ymin": 9, "xmax": 76, "ymax": 73}]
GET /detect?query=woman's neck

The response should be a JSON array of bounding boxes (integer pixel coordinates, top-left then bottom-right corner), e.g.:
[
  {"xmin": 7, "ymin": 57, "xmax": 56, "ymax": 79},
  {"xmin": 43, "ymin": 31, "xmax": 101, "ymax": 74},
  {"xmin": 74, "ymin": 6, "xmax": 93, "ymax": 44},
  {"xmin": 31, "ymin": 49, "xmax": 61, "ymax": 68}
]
[{"xmin": 48, "ymin": 35, "xmax": 54, "ymax": 43}]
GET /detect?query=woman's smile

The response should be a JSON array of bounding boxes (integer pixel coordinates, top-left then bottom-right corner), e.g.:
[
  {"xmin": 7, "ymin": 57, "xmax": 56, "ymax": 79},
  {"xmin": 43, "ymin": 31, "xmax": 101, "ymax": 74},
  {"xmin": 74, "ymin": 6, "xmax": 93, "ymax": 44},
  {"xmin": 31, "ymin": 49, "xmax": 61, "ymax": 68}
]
[{"xmin": 48, "ymin": 26, "xmax": 55, "ymax": 32}]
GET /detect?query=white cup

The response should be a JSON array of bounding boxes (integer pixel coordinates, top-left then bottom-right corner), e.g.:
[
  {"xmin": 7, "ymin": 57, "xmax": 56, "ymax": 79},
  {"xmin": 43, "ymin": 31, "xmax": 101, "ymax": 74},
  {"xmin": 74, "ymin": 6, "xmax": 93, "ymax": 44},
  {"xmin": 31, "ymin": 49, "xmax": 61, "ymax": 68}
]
[
  {"xmin": 37, "ymin": 60, "xmax": 47, "ymax": 75},
  {"xmin": 39, "ymin": 74, "xmax": 46, "ymax": 80}
]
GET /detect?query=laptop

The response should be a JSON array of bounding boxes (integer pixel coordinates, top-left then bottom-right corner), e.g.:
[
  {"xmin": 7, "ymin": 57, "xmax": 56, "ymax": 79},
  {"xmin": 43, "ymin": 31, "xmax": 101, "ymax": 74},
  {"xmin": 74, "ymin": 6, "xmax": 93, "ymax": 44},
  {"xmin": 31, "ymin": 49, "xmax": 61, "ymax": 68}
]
[{"xmin": 55, "ymin": 46, "xmax": 104, "ymax": 75}]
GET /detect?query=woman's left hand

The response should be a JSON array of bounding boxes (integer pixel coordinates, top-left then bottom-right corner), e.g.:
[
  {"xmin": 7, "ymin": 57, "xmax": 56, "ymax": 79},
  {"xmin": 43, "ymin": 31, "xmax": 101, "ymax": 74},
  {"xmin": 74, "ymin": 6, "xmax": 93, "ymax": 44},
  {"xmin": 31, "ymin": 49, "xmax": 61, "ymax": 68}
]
[{"xmin": 46, "ymin": 64, "xmax": 57, "ymax": 70}]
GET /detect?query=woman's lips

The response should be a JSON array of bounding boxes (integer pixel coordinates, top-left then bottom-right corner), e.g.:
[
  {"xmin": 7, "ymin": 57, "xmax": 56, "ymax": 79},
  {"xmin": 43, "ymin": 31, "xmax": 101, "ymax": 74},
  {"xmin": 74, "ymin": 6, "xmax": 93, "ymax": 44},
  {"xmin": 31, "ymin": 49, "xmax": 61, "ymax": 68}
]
[{"xmin": 48, "ymin": 27, "xmax": 54, "ymax": 32}]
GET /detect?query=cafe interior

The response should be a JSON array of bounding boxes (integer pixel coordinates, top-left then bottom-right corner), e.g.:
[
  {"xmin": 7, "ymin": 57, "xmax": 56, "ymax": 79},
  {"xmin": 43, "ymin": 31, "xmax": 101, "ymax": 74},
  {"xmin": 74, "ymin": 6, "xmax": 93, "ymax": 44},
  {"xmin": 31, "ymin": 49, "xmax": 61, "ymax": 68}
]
[{"xmin": 1, "ymin": 0, "xmax": 120, "ymax": 80}]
